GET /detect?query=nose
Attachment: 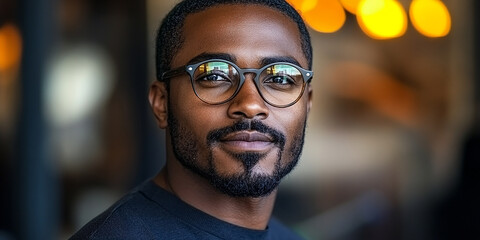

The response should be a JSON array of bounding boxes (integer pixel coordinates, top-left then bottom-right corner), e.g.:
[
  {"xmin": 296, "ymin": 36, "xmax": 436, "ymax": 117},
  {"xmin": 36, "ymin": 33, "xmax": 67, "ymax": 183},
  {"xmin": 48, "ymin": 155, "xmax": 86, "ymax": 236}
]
[{"xmin": 227, "ymin": 75, "xmax": 269, "ymax": 120}]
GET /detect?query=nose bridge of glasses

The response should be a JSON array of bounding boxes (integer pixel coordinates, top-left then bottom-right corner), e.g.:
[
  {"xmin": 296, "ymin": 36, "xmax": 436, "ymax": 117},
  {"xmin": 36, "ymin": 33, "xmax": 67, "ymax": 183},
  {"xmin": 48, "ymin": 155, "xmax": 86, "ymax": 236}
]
[
  {"xmin": 233, "ymin": 72, "xmax": 267, "ymax": 109},
  {"xmin": 239, "ymin": 68, "xmax": 261, "ymax": 81},
  {"xmin": 234, "ymin": 69, "xmax": 264, "ymax": 98},
  {"xmin": 237, "ymin": 69, "xmax": 264, "ymax": 96}
]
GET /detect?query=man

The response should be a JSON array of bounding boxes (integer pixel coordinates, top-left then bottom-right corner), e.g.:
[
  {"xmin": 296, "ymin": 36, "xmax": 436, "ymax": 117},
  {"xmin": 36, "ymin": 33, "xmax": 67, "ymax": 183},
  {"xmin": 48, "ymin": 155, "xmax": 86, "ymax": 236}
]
[{"xmin": 72, "ymin": 0, "xmax": 313, "ymax": 239}]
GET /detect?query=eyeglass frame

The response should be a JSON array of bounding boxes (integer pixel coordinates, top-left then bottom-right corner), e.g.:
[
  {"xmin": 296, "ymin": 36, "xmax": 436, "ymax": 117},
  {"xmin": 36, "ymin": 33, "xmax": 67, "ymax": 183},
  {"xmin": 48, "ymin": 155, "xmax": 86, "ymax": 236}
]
[{"xmin": 160, "ymin": 59, "xmax": 313, "ymax": 108}]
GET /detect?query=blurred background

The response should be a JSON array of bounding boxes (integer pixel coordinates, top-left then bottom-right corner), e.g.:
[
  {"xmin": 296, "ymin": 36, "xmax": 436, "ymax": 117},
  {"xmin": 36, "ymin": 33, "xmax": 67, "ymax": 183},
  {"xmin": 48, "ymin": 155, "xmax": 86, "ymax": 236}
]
[{"xmin": 0, "ymin": 0, "xmax": 478, "ymax": 239}]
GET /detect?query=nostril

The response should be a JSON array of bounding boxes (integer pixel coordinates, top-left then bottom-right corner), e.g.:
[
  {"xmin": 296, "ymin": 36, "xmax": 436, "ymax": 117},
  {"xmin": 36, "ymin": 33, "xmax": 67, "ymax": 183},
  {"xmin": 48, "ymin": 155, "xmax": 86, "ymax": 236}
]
[
  {"xmin": 232, "ymin": 110, "xmax": 267, "ymax": 119},
  {"xmin": 232, "ymin": 110, "xmax": 247, "ymax": 118},
  {"xmin": 229, "ymin": 101, "xmax": 269, "ymax": 120}
]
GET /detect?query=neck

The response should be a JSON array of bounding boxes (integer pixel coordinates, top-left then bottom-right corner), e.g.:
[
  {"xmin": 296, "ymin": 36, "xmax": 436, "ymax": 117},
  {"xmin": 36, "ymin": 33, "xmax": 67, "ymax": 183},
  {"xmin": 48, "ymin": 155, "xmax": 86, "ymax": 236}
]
[{"xmin": 153, "ymin": 159, "xmax": 277, "ymax": 230}]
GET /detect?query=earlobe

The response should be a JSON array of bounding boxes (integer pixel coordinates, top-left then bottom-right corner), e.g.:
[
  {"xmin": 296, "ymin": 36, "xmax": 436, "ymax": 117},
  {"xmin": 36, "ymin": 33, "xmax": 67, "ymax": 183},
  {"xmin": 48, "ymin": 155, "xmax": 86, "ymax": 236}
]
[{"xmin": 149, "ymin": 81, "xmax": 168, "ymax": 129}]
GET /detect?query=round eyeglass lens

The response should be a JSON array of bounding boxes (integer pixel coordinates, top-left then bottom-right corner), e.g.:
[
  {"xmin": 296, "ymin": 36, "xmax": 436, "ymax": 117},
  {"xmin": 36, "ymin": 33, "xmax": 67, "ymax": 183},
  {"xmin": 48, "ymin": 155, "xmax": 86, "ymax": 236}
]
[
  {"xmin": 192, "ymin": 61, "xmax": 240, "ymax": 104},
  {"xmin": 258, "ymin": 64, "xmax": 304, "ymax": 106}
]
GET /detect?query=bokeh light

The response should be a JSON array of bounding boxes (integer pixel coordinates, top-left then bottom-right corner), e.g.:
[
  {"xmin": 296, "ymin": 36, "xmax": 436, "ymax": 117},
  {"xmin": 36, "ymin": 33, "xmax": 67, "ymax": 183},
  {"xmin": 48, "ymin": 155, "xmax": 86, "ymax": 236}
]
[
  {"xmin": 302, "ymin": 0, "xmax": 346, "ymax": 33},
  {"xmin": 409, "ymin": 0, "xmax": 451, "ymax": 38},
  {"xmin": 286, "ymin": 0, "xmax": 304, "ymax": 11},
  {"xmin": 289, "ymin": 0, "xmax": 451, "ymax": 39},
  {"xmin": 301, "ymin": 0, "xmax": 318, "ymax": 12},
  {"xmin": 0, "ymin": 23, "xmax": 22, "ymax": 72},
  {"xmin": 340, "ymin": 0, "xmax": 362, "ymax": 14},
  {"xmin": 44, "ymin": 45, "xmax": 114, "ymax": 127},
  {"xmin": 357, "ymin": 0, "xmax": 408, "ymax": 39}
]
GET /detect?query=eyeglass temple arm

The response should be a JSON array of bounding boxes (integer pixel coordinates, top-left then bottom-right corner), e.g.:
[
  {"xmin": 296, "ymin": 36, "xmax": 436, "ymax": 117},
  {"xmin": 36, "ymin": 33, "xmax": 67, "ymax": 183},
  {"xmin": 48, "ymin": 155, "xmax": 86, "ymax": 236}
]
[{"xmin": 160, "ymin": 66, "xmax": 186, "ymax": 81}]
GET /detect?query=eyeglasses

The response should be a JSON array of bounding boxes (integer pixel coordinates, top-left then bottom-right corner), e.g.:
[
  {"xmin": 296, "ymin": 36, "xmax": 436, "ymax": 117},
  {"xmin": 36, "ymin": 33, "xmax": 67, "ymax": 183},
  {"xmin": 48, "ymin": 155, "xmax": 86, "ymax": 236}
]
[{"xmin": 161, "ymin": 59, "xmax": 313, "ymax": 108}]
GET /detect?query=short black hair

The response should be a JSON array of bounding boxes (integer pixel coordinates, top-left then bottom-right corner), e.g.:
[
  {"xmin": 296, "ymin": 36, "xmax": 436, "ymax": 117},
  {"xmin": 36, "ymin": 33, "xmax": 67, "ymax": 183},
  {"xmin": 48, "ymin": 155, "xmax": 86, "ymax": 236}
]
[{"xmin": 155, "ymin": 0, "xmax": 312, "ymax": 81}]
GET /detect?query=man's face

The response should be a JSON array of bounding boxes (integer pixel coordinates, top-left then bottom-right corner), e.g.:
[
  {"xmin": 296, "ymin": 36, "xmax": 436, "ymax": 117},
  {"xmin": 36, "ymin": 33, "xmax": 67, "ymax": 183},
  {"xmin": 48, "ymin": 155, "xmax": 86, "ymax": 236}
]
[{"xmin": 165, "ymin": 4, "xmax": 312, "ymax": 197}]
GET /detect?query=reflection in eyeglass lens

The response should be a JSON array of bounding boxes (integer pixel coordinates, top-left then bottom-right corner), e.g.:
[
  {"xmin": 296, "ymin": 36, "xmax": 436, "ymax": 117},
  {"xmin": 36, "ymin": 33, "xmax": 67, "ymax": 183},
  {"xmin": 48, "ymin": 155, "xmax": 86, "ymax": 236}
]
[{"xmin": 192, "ymin": 61, "xmax": 305, "ymax": 106}]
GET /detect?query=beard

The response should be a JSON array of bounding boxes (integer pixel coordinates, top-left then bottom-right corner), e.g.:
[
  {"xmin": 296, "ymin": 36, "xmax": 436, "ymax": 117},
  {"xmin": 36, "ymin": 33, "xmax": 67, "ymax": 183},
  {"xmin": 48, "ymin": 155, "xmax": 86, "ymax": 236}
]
[{"xmin": 167, "ymin": 110, "xmax": 306, "ymax": 198}]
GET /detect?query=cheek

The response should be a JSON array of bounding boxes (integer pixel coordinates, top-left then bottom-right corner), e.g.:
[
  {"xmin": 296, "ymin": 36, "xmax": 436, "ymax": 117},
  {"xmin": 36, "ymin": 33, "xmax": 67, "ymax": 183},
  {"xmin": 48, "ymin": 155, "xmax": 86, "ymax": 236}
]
[
  {"xmin": 274, "ymin": 105, "xmax": 308, "ymax": 131},
  {"xmin": 170, "ymin": 82, "xmax": 203, "ymax": 138},
  {"xmin": 169, "ymin": 80, "xmax": 227, "ymax": 145},
  {"xmin": 271, "ymin": 105, "xmax": 308, "ymax": 150}
]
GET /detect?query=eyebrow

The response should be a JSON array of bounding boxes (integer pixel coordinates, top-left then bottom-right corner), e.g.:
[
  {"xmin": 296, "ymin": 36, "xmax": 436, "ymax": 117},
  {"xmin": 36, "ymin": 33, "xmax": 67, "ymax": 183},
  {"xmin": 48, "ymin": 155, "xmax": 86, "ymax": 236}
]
[
  {"xmin": 187, "ymin": 52, "xmax": 237, "ymax": 65},
  {"xmin": 187, "ymin": 52, "xmax": 302, "ymax": 68},
  {"xmin": 260, "ymin": 56, "xmax": 302, "ymax": 67}
]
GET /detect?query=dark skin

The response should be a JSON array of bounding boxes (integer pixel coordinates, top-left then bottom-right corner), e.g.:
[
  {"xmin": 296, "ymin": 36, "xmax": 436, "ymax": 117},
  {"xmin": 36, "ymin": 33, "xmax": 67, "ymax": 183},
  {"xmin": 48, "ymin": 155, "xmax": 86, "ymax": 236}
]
[{"xmin": 149, "ymin": 4, "xmax": 312, "ymax": 230}]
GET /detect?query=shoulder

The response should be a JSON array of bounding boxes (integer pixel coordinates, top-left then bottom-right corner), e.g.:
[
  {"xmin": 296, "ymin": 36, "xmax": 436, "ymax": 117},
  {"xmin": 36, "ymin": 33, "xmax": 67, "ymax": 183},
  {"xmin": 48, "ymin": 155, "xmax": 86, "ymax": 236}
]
[
  {"xmin": 70, "ymin": 182, "xmax": 210, "ymax": 240},
  {"xmin": 267, "ymin": 218, "xmax": 304, "ymax": 240},
  {"xmin": 70, "ymin": 192, "xmax": 158, "ymax": 239}
]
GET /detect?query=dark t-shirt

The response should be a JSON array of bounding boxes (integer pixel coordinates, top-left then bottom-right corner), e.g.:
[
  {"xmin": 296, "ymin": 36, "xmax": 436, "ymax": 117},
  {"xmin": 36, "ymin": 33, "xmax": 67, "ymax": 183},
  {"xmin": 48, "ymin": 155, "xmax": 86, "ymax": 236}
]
[{"xmin": 70, "ymin": 180, "xmax": 303, "ymax": 239}]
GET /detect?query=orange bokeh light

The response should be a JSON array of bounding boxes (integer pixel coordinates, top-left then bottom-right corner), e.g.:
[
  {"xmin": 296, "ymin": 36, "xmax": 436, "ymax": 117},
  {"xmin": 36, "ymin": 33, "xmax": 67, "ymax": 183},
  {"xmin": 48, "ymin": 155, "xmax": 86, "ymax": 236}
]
[
  {"xmin": 409, "ymin": 0, "xmax": 451, "ymax": 38},
  {"xmin": 340, "ymin": 0, "xmax": 362, "ymax": 14},
  {"xmin": 302, "ymin": 0, "xmax": 346, "ymax": 33},
  {"xmin": 357, "ymin": 0, "xmax": 408, "ymax": 39},
  {"xmin": 285, "ymin": 0, "xmax": 305, "ymax": 11},
  {"xmin": 0, "ymin": 23, "xmax": 22, "ymax": 71}
]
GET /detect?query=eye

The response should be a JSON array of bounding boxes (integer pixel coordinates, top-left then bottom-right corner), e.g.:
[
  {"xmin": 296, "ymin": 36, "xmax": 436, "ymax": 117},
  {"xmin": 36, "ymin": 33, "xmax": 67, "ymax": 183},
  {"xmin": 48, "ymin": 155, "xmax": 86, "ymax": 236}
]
[
  {"xmin": 262, "ymin": 74, "xmax": 300, "ymax": 92},
  {"xmin": 264, "ymin": 75, "xmax": 295, "ymax": 85},
  {"xmin": 195, "ymin": 71, "xmax": 232, "ymax": 87},
  {"xmin": 203, "ymin": 73, "xmax": 227, "ymax": 82}
]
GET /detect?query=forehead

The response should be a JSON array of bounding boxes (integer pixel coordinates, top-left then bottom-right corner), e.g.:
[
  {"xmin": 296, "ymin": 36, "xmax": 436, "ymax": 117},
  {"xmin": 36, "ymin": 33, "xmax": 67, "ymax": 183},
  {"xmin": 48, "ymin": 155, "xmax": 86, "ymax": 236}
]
[{"xmin": 172, "ymin": 4, "xmax": 307, "ymax": 68}]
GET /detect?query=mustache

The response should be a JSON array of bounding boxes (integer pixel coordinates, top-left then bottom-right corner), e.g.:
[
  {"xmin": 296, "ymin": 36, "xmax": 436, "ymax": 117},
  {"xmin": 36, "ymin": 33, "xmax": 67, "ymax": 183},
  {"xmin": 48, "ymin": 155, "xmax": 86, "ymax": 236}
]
[{"xmin": 206, "ymin": 120, "xmax": 286, "ymax": 150}]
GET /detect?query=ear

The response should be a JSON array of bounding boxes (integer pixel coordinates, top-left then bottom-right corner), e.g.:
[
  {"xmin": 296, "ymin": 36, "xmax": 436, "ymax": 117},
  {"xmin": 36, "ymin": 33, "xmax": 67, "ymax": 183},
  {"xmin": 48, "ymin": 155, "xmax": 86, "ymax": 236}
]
[
  {"xmin": 149, "ymin": 81, "xmax": 168, "ymax": 129},
  {"xmin": 306, "ymin": 83, "xmax": 313, "ymax": 115}
]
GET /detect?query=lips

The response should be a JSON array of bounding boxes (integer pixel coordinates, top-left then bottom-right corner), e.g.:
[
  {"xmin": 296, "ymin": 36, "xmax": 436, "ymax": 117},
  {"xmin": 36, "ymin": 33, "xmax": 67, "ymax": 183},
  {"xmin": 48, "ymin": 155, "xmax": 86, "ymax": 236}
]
[
  {"xmin": 221, "ymin": 131, "xmax": 273, "ymax": 142},
  {"xmin": 219, "ymin": 131, "xmax": 275, "ymax": 151},
  {"xmin": 206, "ymin": 120, "xmax": 286, "ymax": 152}
]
